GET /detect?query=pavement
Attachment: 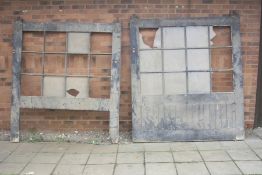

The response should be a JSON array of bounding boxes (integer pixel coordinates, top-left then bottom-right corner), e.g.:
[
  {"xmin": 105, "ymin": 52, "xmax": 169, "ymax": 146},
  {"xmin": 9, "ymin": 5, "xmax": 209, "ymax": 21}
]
[{"xmin": 0, "ymin": 134, "xmax": 262, "ymax": 175}]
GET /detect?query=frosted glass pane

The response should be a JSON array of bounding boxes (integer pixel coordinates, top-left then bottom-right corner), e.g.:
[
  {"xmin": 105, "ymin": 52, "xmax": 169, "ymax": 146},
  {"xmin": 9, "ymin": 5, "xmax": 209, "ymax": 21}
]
[
  {"xmin": 164, "ymin": 50, "xmax": 186, "ymax": 71},
  {"xmin": 66, "ymin": 77, "xmax": 88, "ymax": 98},
  {"xmin": 186, "ymin": 26, "xmax": 208, "ymax": 48},
  {"xmin": 164, "ymin": 73, "xmax": 186, "ymax": 94},
  {"xmin": 188, "ymin": 72, "xmax": 210, "ymax": 94},
  {"xmin": 163, "ymin": 27, "xmax": 185, "ymax": 48},
  {"xmin": 68, "ymin": 33, "xmax": 90, "ymax": 53},
  {"xmin": 43, "ymin": 76, "xmax": 65, "ymax": 97},
  {"xmin": 141, "ymin": 73, "xmax": 162, "ymax": 95},
  {"xmin": 187, "ymin": 49, "xmax": 209, "ymax": 71},
  {"xmin": 140, "ymin": 50, "xmax": 162, "ymax": 72}
]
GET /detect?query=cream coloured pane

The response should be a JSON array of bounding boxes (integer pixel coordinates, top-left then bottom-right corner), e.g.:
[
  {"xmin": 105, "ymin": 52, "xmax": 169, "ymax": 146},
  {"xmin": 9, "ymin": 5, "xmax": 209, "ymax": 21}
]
[
  {"xmin": 186, "ymin": 26, "xmax": 208, "ymax": 48},
  {"xmin": 164, "ymin": 73, "xmax": 186, "ymax": 95},
  {"xmin": 188, "ymin": 72, "xmax": 210, "ymax": 94},
  {"xmin": 164, "ymin": 50, "xmax": 186, "ymax": 71},
  {"xmin": 66, "ymin": 77, "xmax": 88, "ymax": 98},
  {"xmin": 43, "ymin": 76, "xmax": 65, "ymax": 97},
  {"xmin": 187, "ymin": 49, "xmax": 209, "ymax": 71},
  {"xmin": 68, "ymin": 33, "xmax": 90, "ymax": 54},
  {"xmin": 163, "ymin": 27, "xmax": 185, "ymax": 48},
  {"xmin": 140, "ymin": 50, "xmax": 162, "ymax": 72},
  {"xmin": 141, "ymin": 73, "xmax": 162, "ymax": 95}
]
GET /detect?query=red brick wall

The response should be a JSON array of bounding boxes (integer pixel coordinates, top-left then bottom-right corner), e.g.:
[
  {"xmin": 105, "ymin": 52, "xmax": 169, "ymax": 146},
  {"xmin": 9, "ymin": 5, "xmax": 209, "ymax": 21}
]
[{"xmin": 0, "ymin": 0, "xmax": 260, "ymax": 133}]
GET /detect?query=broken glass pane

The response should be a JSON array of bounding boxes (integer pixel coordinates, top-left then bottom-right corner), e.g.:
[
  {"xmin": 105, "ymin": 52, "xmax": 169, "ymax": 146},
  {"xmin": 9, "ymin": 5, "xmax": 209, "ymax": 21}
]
[
  {"xmin": 140, "ymin": 50, "xmax": 162, "ymax": 72},
  {"xmin": 164, "ymin": 73, "xmax": 186, "ymax": 95},
  {"xmin": 164, "ymin": 50, "xmax": 186, "ymax": 72},
  {"xmin": 187, "ymin": 49, "xmax": 209, "ymax": 71},
  {"xmin": 68, "ymin": 33, "xmax": 90, "ymax": 54},
  {"xmin": 163, "ymin": 27, "xmax": 185, "ymax": 48},
  {"xmin": 21, "ymin": 75, "xmax": 41, "ymax": 96},
  {"xmin": 141, "ymin": 73, "xmax": 162, "ymax": 95},
  {"xmin": 66, "ymin": 77, "xmax": 88, "ymax": 98},
  {"xmin": 188, "ymin": 72, "xmax": 210, "ymax": 93},
  {"xmin": 186, "ymin": 26, "xmax": 208, "ymax": 48},
  {"xmin": 43, "ymin": 76, "xmax": 65, "ymax": 97}
]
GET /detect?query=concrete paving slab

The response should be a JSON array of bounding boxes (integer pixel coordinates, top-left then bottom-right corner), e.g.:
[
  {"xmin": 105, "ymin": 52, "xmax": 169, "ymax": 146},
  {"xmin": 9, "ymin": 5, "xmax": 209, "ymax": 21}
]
[
  {"xmin": 0, "ymin": 151, "xmax": 11, "ymax": 162},
  {"xmin": 145, "ymin": 152, "xmax": 173, "ymax": 163},
  {"xmin": 176, "ymin": 162, "xmax": 209, "ymax": 175},
  {"xmin": 0, "ymin": 141, "xmax": 20, "ymax": 152},
  {"xmin": 4, "ymin": 152, "xmax": 36, "ymax": 163},
  {"xmin": 220, "ymin": 141, "xmax": 249, "ymax": 150},
  {"xmin": 200, "ymin": 150, "xmax": 231, "ymax": 162},
  {"xmin": 253, "ymin": 149, "xmax": 262, "ymax": 159},
  {"xmin": 92, "ymin": 144, "xmax": 118, "ymax": 153},
  {"xmin": 146, "ymin": 163, "xmax": 177, "ymax": 175},
  {"xmin": 59, "ymin": 153, "xmax": 89, "ymax": 165},
  {"xmin": 170, "ymin": 142, "xmax": 197, "ymax": 151},
  {"xmin": 245, "ymin": 138, "xmax": 262, "ymax": 149},
  {"xmin": 195, "ymin": 142, "xmax": 222, "ymax": 151},
  {"xmin": 20, "ymin": 163, "xmax": 56, "ymax": 175},
  {"xmin": 144, "ymin": 143, "xmax": 171, "ymax": 152},
  {"xmin": 14, "ymin": 143, "xmax": 44, "ymax": 154},
  {"xmin": 118, "ymin": 143, "xmax": 144, "ymax": 152},
  {"xmin": 66, "ymin": 143, "xmax": 93, "ymax": 154},
  {"xmin": 87, "ymin": 153, "xmax": 116, "ymax": 164},
  {"xmin": 173, "ymin": 151, "xmax": 203, "ymax": 162},
  {"xmin": 117, "ymin": 152, "xmax": 144, "ymax": 164},
  {"xmin": 31, "ymin": 152, "xmax": 63, "ymax": 164},
  {"xmin": 114, "ymin": 164, "xmax": 144, "ymax": 175},
  {"xmin": 83, "ymin": 164, "xmax": 114, "ymax": 175},
  {"xmin": 206, "ymin": 161, "xmax": 242, "ymax": 175},
  {"xmin": 53, "ymin": 164, "xmax": 85, "ymax": 175},
  {"xmin": 227, "ymin": 149, "xmax": 260, "ymax": 161},
  {"xmin": 0, "ymin": 163, "xmax": 26, "ymax": 175},
  {"xmin": 40, "ymin": 143, "xmax": 70, "ymax": 153},
  {"xmin": 235, "ymin": 161, "xmax": 262, "ymax": 175}
]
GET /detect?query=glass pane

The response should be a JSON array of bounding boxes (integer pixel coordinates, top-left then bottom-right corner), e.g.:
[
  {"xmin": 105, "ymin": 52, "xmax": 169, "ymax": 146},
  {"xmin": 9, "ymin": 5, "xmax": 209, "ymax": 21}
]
[
  {"xmin": 211, "ymin": 26, "xmax": 231, "ymax": 47},
  {"xmin": 139, "ymin": 28, "xmax": 159, "ymax": 49},
  {"xmin": 186, "ymin": 26, "xmax": 208, "ymax": 48},
  {"xmin": 66, "ymin": 77, "xmax": 88, "ymax": 98},
  {"xmin": 91, "ymin": 33, "xmax": 112, "ymax": 53},
  {"xmin": 187, "ymin": 49, "xmax": 209, "ymax": 71},
  {"xmin": 23, "ymin": 32, "xmax": 44, "ymax": 52},
  {"xmin": 212, "ymin": 71, "xmax": 233, "ymax": 92},
  {"xmin": 21, "ymin": 53, "xmax": 42, "ymax": 73},
  {"xmin": 164, "ymin": 73, "xmax": 186, "ymax": 95},
  {"xmin": 90, "ymin": 55, "xmax": 111, "ymax": 77},
  {"xmin": 163, "ymin": 27, "xmax": 185, "ymax": 48},
  {"xmin": 89, "ymin": 77, "xmax": 111, "ymax": 98},
  {"xmin": 164, "ymin": 50, "xmax": 186, "ymax": 72},
  {"xmin": 45, "ymin": 32, "xmax": 66, "ymax": 52},
  {"xmin": 67, "ymin": 54, "xmax": 89, "ymax": 75},
  {"xmin": 188, "ymin": 72, "xmax": 210, "ymax": 93},
  {"xmin": 141, "ymin": 73, "xmax": 162, "ymax": 95},
  {"xmin": 211, "ymin": 48, "xmax": 232, "ymax": 70},
  {"xmin": 140, "ymin": 50, "xmax": 162, "ymax": 72},
  {"xmin": 68, "ymin": 33, "xmax": 90, "ymax": 54},
  {"xmin": 43, "ymin": 76, "xmax": 65, "ymax": 97},
  {"xmin": 44, "ymin": 54, "xmax": 65, "ymax": 75},
  {"xmin": 21, "ymin": 75, "xmax": 41, "ymax": 96}
]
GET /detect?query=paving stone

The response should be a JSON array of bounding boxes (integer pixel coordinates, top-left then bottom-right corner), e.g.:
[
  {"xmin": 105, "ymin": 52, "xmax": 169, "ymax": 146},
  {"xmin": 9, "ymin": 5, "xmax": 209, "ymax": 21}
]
[
  {"xmin": 0, "ymin": 141, "xmax": 20, "ymax": 152},
  {"xmin": 0, "ymin": 151, "xmax": 11, "ymax": 162},
  {"xmin": 245, "ymin": 137, "xmax": 262, "ymax": 149},
  {"xmin": 83, "ymin": 164, "xmax": 114, "ymax": 175},
  {"xmin": 170, "ymin": 142, "xmax": 197, "ymax": 151},
  {"xmin": 31, "ymin": 153, "xmax": 63, "ymax": 164},
  {"xmin": 59, "ymin": 153, "xmax": 89, "ymax": 165},
  {"xmin": 14, "ymin": 143, "xmax": 45, "ymax": 154},
  {"xmin": 20, "ymin": 163, "xmax": 56, "ymax": 175},
  {"xmin": 146, "ymin": 163, "xmax": 177, "ymax": 175},
  {"xmin": 173, "ymin": 151, "xmax": 202, "ymax": 162},
  {"xmin": 40, "ymin": 143, "xmax": 70, "ymax": 153},
  {"xmin": 195, "ymin": 142, "xmax": 222, "ymax": 151},
  {"xmin": 117, "ymin": 152, "xmax": 144, "ymax": 164},
  {"xmin": 176, "ymin": 162, "xmax": 209, "ymax": 175},
  {"xmin": 53, "ymin": 164, "xmax": 85, "ymax": 175},
  {"xmin": 227, "ymin": 149, "xmax": 260, "ymax": 160},
  {"xmin": 4, "ymin": 152, "xmax": 36, "ymax": 163},
  {"xmin": 114, "ymin": 164, "xmax": 144, "ymax": 175},
  {"xmin": 220, "ymin": 141, "xmax": 249, "ymax": 150},
  {"xmin": 253, "ymin": 149, "xmax": 262, "ymax": 159},
  {"xmin": 66, "ymin": 143, "xmax": 94, "ymax": 154},
  {"xmin": 235, "ymin": 161, "xmax": 262, "ymax": 174},
  {"xmin": 0, "ymin": 163, "xmax": 26, "ymax": 174},
  {"xmin": 200, "ymin": 150, "xmax": 231, "ymax": 162},
  {"xmin": 118, "ymin": 143, "xmax": 144, "ymax": 152},
  {"xmin": 92, "ymin": 144, "xmax": 118, "ymax": 153},
  {"xmin": 145, "ymin": 152, "xmax": 173, "ymax": 163},
  {"xmin": 206, "ymin": 161, "xmax": 242, "ymax": 175},
  {"xmin": 87, "ymin": 153, "xmax": 116, "ymax": 164},
  {"xmin": 144, "ymin": 143, "xmax": 171, "ymax": 152}
]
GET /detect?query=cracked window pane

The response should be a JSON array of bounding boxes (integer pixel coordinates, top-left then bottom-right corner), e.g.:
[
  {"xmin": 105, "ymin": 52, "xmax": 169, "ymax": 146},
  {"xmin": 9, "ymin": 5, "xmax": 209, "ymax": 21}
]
[
  {"xmin": 66, "ymin": 77, "xmax": 88, "ymax": 98},
  {"xmin": 68, "ymin": 33, "xmax": 90, "ymax": 54},
  {"xmin": 141, "ymin": 73, "xmax": 162, "ymax": 95},
  {"xmin": 140, "ymin": 50, "xmax": 162, "ymax": 72},
  {"xmin": 188, "ymin": 72, "xmax": 210, "ymax": 93},
  {"xmin": 163, "ymin": 27, "xmax": 185, "ymax": 48},
  {"xmin": 164, "ymin": 73, "xmax": 186, "ymax": 95},
  {"xmin": 43, "ymin": 76, "xmax": 65, "ymax": 97},
  {"xmin": 186, "ymin": 26, "xmax": 208, "ymax": 48},
  {"xmin": 164, "ymin": 50, "xmax": 186, "ymax": 72},
  {"xmin": 187, "ymin": 49, "xmax": 209, "ymax": 71}
]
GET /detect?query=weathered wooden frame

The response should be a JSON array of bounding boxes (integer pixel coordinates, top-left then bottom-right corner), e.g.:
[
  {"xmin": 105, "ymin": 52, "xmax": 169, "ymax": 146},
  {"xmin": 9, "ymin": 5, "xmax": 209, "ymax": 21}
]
[
  {"xmin": 130, "ymin": 15, "xmax": 244, "ymax": 141},
  {"xmin": 11, "ymin": 20, "xmax": 121, "ymax": 143}
]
